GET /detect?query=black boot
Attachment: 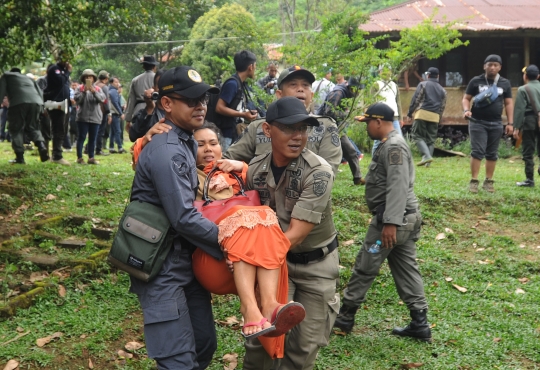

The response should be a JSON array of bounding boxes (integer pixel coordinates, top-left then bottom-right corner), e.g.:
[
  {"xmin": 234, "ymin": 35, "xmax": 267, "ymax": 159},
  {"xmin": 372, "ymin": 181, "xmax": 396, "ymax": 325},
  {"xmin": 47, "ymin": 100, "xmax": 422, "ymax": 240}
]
[
  {"xmin": 8, "ymin": 152, "xmax": 25, "ymax": 164},
  {"xmin": 333, "ymin": 304, "xmax": 358, "ymax": 333},
  {"xmin": 392, "ymin": 309, "xmax": 432, "ymax": 342},
  {"xmin": 36, "ymin": 141, "xmax": 50, "ymax": 162}
]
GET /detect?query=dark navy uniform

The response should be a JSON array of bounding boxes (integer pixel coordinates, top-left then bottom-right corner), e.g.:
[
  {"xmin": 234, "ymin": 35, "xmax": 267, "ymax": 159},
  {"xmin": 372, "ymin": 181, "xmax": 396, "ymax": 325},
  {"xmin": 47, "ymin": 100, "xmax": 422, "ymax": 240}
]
[{"xmin": 130, "ymin": 121, "xmax": 222, "ymax": 369}]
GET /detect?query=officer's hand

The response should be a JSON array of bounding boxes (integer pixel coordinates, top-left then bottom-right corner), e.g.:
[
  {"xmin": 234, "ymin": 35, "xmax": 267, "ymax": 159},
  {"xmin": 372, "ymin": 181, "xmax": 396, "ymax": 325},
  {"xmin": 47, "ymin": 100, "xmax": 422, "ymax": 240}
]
[
  {"xmin": 463, "ymin": 110, "xmax": 473, "ymax": 119},
  {"xmin": 381, "ymin": 224, "xmax": 397, "ymax": 249},
  {"xmin": 216, "ymin": 159, "xmax": 244, "ymax": 173},
  {"xmin": 142, "ymin": 119, "xmax": 172, "ymax": 147},
  {"xmin": 513, "ymin": 128, "xmax": 520, "ymax": 140},
  {"xmin": 125, "ymin": 122, "xmax": 132, "ymax": 133},
  {"xmin": 222, "ymin": 248, "xmax": 234, "ymax": 273},
  {"xmin": 505, "ymin": 124, "xmax": 514, "ymax": 136}
]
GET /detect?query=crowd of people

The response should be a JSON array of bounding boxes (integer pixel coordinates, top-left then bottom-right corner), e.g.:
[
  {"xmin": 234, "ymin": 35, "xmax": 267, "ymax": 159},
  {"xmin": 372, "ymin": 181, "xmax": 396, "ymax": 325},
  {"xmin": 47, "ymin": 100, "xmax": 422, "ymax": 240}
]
[{"xmin": 1, "ymin": 49, "xmax": 539, "ymax": 369}]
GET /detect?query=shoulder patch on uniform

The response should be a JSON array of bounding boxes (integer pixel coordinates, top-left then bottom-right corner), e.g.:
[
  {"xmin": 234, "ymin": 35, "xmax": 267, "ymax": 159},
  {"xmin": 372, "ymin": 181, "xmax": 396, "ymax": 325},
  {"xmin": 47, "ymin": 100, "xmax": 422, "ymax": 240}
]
[
  {"xmin": 313, "ymin": 172, "xmax": 330, "ymax": 197},
  {"xmin": 331, "ymin": 133, "xmax": 340, "ymax": 147},
  {"xmin": 171, "ymin": 154, "xmax": 188, "ymax": 176},
  {"xmin": 388, "ymin": 147, "xmax": 403, "ymax": 165}
]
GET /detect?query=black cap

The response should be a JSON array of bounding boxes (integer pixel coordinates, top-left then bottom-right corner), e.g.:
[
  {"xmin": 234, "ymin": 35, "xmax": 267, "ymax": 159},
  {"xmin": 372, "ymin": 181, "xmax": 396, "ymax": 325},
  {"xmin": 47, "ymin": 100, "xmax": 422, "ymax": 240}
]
[
  {"xmin": 266, "ymin": 96, "xmax": 320, "ymax": 126},
  {"xmin": 158, "ymin": 66, "xmax": 219, "ymax": 98},
  {"xmin": 427, "ymin": 67, "xmax": 439, "ymax": 77},
  {"xmin": 523, "ymin": 64, "xmax": 540, "ymax": 77},
  {"xmin": 140, "ymin": 55, "xmax": 160, "ymax": 65},
  {"xmin": 355, "ymin": 102, "xmax": 395, "ymax": 122},
  {"xmin": 484, "ymin": 54, "xmax": 502, "ymax": 65},
  {"xmin": 277, "ymin": 65, "xmax": 315, "ymax": 88}
]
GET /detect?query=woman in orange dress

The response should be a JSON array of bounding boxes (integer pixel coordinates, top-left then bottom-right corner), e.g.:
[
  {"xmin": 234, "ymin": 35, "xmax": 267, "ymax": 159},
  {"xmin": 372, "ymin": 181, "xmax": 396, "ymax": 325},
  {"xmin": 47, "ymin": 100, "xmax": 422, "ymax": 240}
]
[{"xmin": 132, "ymin": 121, "xmax": 304, "ymax": 355}]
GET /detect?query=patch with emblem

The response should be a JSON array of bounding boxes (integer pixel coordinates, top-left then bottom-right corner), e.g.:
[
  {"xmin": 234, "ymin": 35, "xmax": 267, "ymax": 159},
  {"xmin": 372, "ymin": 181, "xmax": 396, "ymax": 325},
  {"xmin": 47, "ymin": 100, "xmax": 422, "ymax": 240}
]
[
  {"xmin": 290, "ymin": 168, "xmax": 303, "ymax": 179},
  {"xmin": 289, "ymin": 177, "xmax": 299, "ymax": 191},
  {"xmin": 331, "ymin": 133, "xmax": 340, "ymax": 147},
  {"xmin": 254, "ymin": 174, "xmax": 267, "ymax": 188},
  {"xmin": 188, "ymin": 69, "xmax": 202, "ymax": 82},
  {"xmin": 313, "ymin": 179, "xmax": 328, "ymax": 196},
  {"xmin": 388, "ymin": 147, "xmax": 403, "ymax": 165},
  {"xmin": 327, "ymin": 126, "xmax": 337, "ymax": 133},
  {"xmin": 171, "ymin": 154, "xmax": 188, "ymax": 176}
]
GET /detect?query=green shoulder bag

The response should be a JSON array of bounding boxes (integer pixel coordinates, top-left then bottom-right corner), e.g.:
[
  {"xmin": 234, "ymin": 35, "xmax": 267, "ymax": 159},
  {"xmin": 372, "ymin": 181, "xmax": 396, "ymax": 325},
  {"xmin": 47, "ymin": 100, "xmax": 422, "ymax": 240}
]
[{"xmin": 108, "ymin": 200, "xmax": 174, "ymax": 282}]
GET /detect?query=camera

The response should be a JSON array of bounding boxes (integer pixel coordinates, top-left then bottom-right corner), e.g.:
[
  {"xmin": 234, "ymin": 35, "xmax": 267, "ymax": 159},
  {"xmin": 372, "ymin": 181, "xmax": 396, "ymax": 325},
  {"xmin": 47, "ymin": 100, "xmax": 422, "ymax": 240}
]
[
  {"xmin": 269, "ymin": 78, "xmax": 278, "ymax": 87},
  {"xmin": 151, "ymin": 91, "xmax": 159, "ymax": 101}
]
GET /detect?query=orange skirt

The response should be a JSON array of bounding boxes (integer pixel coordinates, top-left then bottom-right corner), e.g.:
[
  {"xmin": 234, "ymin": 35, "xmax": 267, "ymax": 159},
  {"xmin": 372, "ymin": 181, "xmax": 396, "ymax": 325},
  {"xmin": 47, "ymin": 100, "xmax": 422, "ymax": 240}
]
[{"xmin": 192, "ymin": 205, "xmax": 290, "ymax": 359}]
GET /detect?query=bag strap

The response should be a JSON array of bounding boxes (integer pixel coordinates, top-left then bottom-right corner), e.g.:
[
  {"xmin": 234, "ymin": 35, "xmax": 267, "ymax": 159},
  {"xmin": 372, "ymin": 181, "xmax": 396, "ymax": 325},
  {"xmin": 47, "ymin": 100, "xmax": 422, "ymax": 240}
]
[
  {"xmin": 524, "ymin": 84, "xmax": 540, "ymax": 118},
  {"xmin": 201, "ymin": 167, "xmax": 247, "ymax": 204}
]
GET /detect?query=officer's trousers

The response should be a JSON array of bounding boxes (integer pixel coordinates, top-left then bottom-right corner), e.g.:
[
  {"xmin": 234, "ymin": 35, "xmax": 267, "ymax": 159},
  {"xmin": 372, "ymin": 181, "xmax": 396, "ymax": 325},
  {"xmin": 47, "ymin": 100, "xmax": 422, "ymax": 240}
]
[
  {"xmin": 341, "ymin": 135, "xmax": 362, "ymax": 180},
  {"xmin": 343, "ymin": 212, "xmax": 428, "ymax": 311},
  {"xmin": 7, "ymin": 103, "xmax": 45, "ymax": 154},
  {"xmin": 243, "ymin": 249, "xmax": 340, "ymax": 370},
  {"xmin": 521, "ymin": 126, "xmax": 540, "ymax": 180},
  {"xmin": 47, "ymin": 109, "xmax": 66, "ymax": 160},
  {"xmin": 130, "ymin": 245, "xmax": 217, "ymax": 370}
]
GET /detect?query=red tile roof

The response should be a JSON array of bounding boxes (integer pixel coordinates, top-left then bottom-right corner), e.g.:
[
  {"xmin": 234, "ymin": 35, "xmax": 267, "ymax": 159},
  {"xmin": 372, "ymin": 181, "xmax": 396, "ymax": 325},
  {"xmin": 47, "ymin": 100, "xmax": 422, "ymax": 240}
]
[{"xmin": 361, "ymin": 0, "xmax": 540, "ymax": 33}]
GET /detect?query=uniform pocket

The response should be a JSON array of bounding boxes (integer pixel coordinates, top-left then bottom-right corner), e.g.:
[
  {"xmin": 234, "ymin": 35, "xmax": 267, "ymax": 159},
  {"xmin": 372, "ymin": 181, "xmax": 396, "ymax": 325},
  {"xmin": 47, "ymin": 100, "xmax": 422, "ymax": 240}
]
[
  {"xmin": 142, "ymin": 298, "xmax": 195, "ymax": 359},
  {"xmin": 396, "ymin": 213, "xmax": 416, "ymax": 245},
  {"xmin": 322, "ymin": 293, "xmax": 340, "ymax": 346}
]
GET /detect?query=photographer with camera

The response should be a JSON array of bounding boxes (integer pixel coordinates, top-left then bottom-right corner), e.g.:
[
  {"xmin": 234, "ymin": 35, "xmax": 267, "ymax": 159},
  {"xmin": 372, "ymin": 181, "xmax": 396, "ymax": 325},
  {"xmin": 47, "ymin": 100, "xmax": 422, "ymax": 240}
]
[
  {"xmin": 129, "ymin": 70, "xmax": 166, "ymax": 142},
  {"xmin": 257, "ymin": 62, "xmax": 279, "ymax": 95}
]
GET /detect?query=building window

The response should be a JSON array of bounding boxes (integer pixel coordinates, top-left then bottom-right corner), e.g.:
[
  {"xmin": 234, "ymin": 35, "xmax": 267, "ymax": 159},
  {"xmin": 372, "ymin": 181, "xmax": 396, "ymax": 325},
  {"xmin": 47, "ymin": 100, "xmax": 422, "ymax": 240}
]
[{"xmin": 445, "ymin": 52, "xmax": 464, "ymax": 87}]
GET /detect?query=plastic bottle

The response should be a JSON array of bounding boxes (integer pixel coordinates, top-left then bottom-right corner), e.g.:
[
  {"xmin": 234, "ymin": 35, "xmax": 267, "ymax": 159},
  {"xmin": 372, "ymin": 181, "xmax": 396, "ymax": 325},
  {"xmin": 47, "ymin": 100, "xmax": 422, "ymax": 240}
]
[{"xmin": 367, "ymin": 240, "xmax": 382, "ymax": 254}]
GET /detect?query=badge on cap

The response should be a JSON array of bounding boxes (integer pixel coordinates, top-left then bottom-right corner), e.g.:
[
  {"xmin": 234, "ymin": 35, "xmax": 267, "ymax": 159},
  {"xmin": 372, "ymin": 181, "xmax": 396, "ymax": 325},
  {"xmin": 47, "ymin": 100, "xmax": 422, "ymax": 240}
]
[{"xmin": 188, "ymin": 70, "xmax": 202, "ymax": 83}]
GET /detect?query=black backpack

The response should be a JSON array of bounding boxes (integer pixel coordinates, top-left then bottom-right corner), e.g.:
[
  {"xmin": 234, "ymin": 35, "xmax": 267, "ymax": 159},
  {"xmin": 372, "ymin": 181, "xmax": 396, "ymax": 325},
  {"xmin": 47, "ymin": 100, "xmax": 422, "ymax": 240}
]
[{"xmin": 206, "ymin": 74, "xmax": 245, "ymax": 128}]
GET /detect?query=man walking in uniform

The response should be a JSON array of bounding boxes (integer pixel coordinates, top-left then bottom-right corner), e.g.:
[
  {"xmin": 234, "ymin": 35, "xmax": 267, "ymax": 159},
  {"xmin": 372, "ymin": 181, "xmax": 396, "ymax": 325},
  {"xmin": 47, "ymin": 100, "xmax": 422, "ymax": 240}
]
[
  {"xmin": 130, "ymin": 66, "xmax": 221, "ymax": 369},
  {"xmin": 334, "ymin": 102, "xmax": 432, "ymax": 343},
  {"xmin": 125, "ymin": 55, "xmax": 159, "ymax": 133},
  {"xmin": 463, "ymin": 54, "xmax": 514, "ymax": 193},
  {"xmin": 0, "ymin": 69, "xmax": 49, "ymax": 164},
  {"xmin": 513, "ymin": 65, "xmax": 540, "ymax": 187},
  {"xmin": 224, "ymin": 65, "xmax": 342, "ymax": 175},
  {"xmin": 243, "ymin": 97, "xmax": 340, "ymax": 370},
  {"xmin": 407, "ymin": 67, "xmax": 447, "ymax": 167}
]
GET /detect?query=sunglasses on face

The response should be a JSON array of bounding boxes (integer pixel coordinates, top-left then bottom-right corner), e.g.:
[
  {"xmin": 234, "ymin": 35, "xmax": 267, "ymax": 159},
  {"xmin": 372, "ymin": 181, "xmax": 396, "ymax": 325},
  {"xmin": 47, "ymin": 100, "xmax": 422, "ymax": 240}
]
[
  {"xmin": 166, "ymin": 93, "xmax": 210, "ymax": 107},
  {"xmin": 270, "ymin": 122, "xmax": 309, "ymax": 135}
]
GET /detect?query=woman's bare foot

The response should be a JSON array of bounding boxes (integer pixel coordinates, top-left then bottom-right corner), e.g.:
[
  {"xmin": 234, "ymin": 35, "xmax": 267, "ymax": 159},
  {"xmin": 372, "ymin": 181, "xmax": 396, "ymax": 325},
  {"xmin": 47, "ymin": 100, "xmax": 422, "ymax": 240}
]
[{"xmin": 242, "ymin": 306, "xmax": 272, "ymax": 336}]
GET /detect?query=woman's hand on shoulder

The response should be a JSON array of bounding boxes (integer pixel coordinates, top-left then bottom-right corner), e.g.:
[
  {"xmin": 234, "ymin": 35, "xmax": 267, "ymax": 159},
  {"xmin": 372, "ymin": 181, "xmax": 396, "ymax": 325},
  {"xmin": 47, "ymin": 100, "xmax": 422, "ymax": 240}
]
[
  {"xmin": 216, "ymin": 159, "xmax": 244, "ymax": 173},
  {"xmin": 142, "ymin": 119, "xmax": 172, "ymax": 147}
]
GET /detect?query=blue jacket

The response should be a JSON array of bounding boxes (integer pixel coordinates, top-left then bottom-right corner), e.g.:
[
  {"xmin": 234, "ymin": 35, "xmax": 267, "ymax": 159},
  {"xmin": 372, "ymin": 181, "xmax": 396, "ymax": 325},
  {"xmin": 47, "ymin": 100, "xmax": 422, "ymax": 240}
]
[{"xmin": 109, "ymin": 85, "xmax": 123, "ymax": 115}]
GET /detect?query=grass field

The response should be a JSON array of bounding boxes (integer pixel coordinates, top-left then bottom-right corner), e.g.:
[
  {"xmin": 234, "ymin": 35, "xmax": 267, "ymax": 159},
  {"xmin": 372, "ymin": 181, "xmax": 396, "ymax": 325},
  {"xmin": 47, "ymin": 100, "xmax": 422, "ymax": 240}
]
[{"xmin": 0, "ymin": 138, "xmax": 539, "ymax": 369}]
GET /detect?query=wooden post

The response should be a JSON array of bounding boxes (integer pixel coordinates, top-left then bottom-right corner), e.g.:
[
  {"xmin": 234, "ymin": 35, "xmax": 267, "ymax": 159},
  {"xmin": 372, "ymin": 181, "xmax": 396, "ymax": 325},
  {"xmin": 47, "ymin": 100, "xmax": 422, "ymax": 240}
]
[{"xmin": 524, "ymin": 37, "xmax": 530, "ymax": 66}]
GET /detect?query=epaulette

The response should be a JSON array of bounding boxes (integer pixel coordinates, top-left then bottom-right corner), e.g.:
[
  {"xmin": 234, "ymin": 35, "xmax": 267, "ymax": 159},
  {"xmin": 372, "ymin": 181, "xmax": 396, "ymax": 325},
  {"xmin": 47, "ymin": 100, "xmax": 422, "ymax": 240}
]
[
  {"xmin": 302, "ymin": 148, "xmax": 331, "ymax": 169},
  {"xmin": 249, "ymin": 151, "xmax": 271, "ymax": 166}
]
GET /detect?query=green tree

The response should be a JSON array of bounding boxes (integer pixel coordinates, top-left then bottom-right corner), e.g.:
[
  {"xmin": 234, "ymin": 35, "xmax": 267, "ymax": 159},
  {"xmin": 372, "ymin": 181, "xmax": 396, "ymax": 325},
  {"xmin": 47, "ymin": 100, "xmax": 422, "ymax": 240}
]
[{"xmin": 181, "ymin": 3, "xmax": 266, "ymax": 83}]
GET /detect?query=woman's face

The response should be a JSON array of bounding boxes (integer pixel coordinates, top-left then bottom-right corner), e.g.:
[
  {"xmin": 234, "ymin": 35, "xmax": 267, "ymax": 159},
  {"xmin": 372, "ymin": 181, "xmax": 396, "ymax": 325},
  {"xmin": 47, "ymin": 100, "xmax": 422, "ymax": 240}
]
[{"xmin": 194, "ymin": 128, "xmax": 222, "ymax": 166}]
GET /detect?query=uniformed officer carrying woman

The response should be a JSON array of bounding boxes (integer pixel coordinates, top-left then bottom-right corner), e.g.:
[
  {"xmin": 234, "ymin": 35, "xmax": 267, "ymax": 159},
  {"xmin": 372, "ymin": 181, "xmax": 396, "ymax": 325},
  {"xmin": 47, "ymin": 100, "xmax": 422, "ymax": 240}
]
[
  {"xmin": 129, "ymin": 66, "xmax": 223, "ymax": 369},
  {"xmin": 334, "ymin": 102, "xmax": 432, "ymax": 342},
  {"xmin": 243, "ymin": 97, "xmax": 340, "ymax": 370}
]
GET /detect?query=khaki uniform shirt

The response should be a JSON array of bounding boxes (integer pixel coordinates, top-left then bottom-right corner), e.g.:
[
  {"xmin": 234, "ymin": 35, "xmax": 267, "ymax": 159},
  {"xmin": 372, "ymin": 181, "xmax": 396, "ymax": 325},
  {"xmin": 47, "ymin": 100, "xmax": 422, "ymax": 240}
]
[
  {"xmin": 364, "ymin": 130, "xmax": 419, "ymax": 225},
  {"xmin": 247, "ymin": 149, "xmax": 337, "ymax": 253},
  {"xmin": 224, "ymin": 116, "xmax": 342, "ymax": 174},
  {"xmin": 514, "ymin": 79, "xmax": 540, "ymax": 131},
  {"xmin": 0, "ymin": 72, "xmax": 43, "ymax": 107},
  {"xmin": 125, "ymin": 70, "xmax": 155, "ymax": 122}
]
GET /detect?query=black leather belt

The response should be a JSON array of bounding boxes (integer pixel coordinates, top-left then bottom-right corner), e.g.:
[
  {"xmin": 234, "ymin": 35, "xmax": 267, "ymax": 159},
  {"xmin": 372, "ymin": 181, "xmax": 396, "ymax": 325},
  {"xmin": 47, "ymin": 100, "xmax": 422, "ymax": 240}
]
[
  {"xmin": 287, "ymin": 236, "xmax": 338, "ymax": 264},
  {"xmin": 371, "ymin": 208, "xmax": 417, "ymax": 216},
  {"xmin": 525, "ymin": 111, "xmax": 536, "ymax": 117}
]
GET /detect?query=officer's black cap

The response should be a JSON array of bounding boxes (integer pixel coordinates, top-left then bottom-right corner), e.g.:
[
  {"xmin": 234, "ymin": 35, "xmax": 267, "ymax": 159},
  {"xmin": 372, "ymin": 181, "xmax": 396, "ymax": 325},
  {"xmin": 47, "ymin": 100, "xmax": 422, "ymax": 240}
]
[
  {"xmin": 427, "ymin": 67, "xmax": 439, "ymax": 77},
  {"xmin": 355, "ymin": 102, "xmax": 394, "ymax": 122},
  {"xmin": 266, "ymin": 96, "xmax": 320, "ymax": 126},
  {"xmin": 158, "ymin": 66, "xmax": 219, "ymax": 98},
  {"xmin": 277, "ymin": 65, "xmax": 315, "ymax": 88},
  {"xmin": 523, "ymin": 64, "xmax": 540, "ymax": 77},
  {"xmin": 484, "ymin": 54, "xmax": 502, "ymax": 65}
]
